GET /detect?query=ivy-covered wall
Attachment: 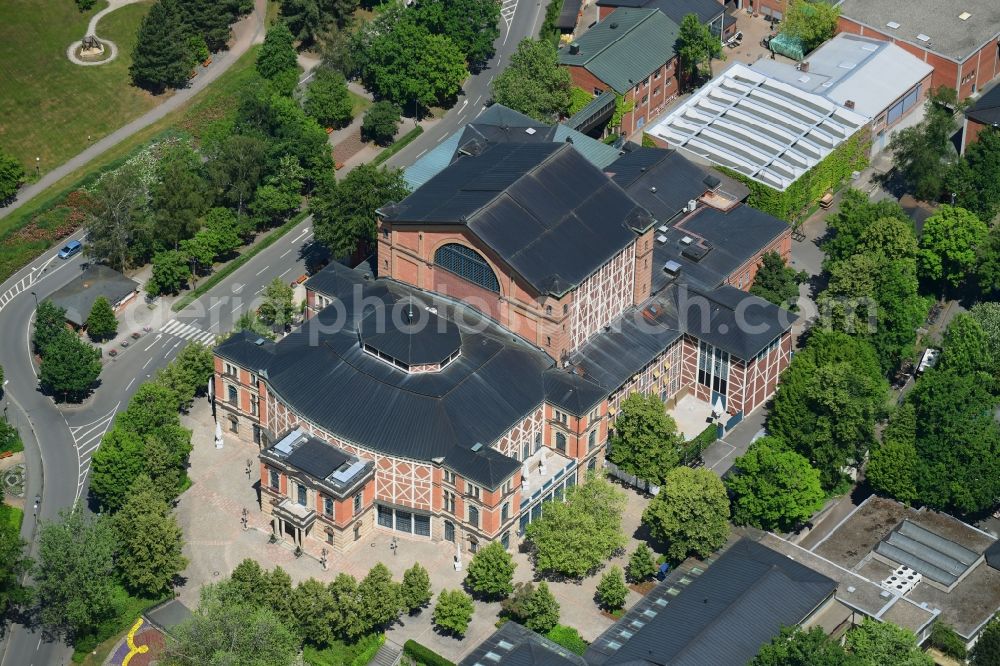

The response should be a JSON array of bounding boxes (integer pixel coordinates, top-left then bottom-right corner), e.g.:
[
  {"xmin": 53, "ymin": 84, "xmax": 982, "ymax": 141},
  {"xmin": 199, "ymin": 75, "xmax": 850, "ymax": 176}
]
[{"xmin": 717, "ymin": 129, "xmax": 871, "ymax": 223}]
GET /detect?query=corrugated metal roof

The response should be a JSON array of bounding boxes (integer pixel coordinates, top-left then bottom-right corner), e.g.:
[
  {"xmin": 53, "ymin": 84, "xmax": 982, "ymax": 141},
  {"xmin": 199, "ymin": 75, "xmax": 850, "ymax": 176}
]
[
  {"xmin": 586, "ymin": 538, "xmax": 836, "ymax": 666},
  {"xmin": 558, "ymin": 8, "xmax": 680, "ymax": 94},
  {"xmin": 387, "ymin": 142, "xmax": 653, "ymax": 296}
]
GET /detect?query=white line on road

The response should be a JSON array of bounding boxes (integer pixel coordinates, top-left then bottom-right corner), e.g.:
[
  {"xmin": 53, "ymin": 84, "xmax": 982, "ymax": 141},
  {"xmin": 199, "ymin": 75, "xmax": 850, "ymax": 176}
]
[
  {"xmin": 416, "ymin": 149, "xmax": 428, "ymax": 158},
  {"xmin": 280, "ymin": 248, "xmax": 292, "ymax": 258},
  {"xmin": 255, "ymin": 265, "xmax": 270, "ymax": 276},
  {"xmin": 436, "ymin": 134, "xmax": 447, "ymax": 143},
  {"xmin": 209, "ymin": 300, "xmax": 224, "ymax": 310},
  {"xmin": 232, "ymin": 304, "xmax": 244, "ymax": 315},
  {"xmin": 143, "ymin": 334, "xmax": 164, "ymax": 352},
  {"xmin": 279, "ymin": 268, "xmax": 292, "ymax": 279},
  {"xmin": 126, "ymin": 377, "xmax": 135, "ymax": 390},
  {"xmin": 475, "ymin": 95, "xmax": 482, "ymax": 105},
  {"xmin": 143, "ymin": 358, "xmax": 152, "ymax": 369}
]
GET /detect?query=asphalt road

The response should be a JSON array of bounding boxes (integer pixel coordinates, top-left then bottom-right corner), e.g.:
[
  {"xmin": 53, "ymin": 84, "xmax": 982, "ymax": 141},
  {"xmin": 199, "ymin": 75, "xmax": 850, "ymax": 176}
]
[{"xmin": 0, "ymin": 1, "xmax": 549, "ymax": 663}]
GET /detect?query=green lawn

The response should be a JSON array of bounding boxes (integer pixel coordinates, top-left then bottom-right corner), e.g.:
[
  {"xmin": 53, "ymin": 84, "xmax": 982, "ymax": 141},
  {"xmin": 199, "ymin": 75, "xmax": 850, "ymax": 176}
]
[
  {"xmin": 0, "ymin": 504, "xmax": 23, "ymax": 533},
  {"xmin": 0, "ymin": 0, "xmax": 159, "ymax": 179},
  {"xmin": 350, "ymin": 90, "xmax": 372, "ymax": 117}
]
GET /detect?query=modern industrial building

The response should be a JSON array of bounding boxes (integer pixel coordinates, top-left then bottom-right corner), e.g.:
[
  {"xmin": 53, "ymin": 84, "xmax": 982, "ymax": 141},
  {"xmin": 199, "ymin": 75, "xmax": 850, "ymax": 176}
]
[{"xmin": 215, "ymin": 134, "xmax": 794, "ymax": 557}]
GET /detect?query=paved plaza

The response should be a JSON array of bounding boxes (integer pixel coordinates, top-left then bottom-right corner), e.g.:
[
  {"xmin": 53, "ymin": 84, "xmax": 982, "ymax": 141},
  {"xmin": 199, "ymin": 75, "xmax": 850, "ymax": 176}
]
[{"xmin": 176, "ymin": 399, "xmax": 653, "ymax": 661}]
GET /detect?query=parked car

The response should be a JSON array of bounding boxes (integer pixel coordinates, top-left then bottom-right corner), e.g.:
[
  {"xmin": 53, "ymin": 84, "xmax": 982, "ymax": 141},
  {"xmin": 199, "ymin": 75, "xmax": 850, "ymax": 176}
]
[{"xmin": 57, "ymin": 240, "xmax": 82, "ymax": 259}]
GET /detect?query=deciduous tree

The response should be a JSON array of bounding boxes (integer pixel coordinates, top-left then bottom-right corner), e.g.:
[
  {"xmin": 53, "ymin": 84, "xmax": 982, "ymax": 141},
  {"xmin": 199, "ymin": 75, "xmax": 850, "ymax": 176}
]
[
  {"xmin": 362, "ymin": 101, "xmax": 402, "ymax": 146},
  {"xmin": 432, "ymin": 589, "xmax": 474, "ymax": 637},
  {"xmin": 782, "ymin": 0, "xmax": 840, "ymax": 52},
  {"xmin": 866, "ymin": 403, "xmax": 918, "ymax": 504},
  {"xmin": 358, "ymin": 563, "xmax": 401, "ymax": 631},
  {"xmin": 465, "ymin": 541, "xmax": 515, "ymax": 600},
  {"xmin": 822, "ymin": 190, "xmax": 910, "ymax": 265},
  {"xmin": 625, "ymin": 544, "xmax": 656, "ymax": 583},
  {"xmin": 675, "ymin": 13, "xmax": 723, "ymax": 84},
  {"xmin": 33, "ymin": 299, "xmax": 68, "ymax": 354},
  {"xmin": 889, "ymin": 90, "xmax": 960, "ymax": 201},
  {"xmin": 971, "ymin": 618, "xmax": 1000, "ymax": 666},
  {"xmin": 411, "ymin": 0, "xmax": 501, "ymax": 69},
  {"xmin": 85, "ymin": 296, "xmax": 118, "ymax": 342},
  {"xmin": 112, "ymin": 475, "xmax": 187, "ymax": 597},
  {"xmin": 303, "ymin": 67, "xmax": 354, "ymax": 129},
  {"xmin": 39, "ymin": 330, "xmax": 102, "ymax": 402},
  {"xmin": 311, "ymin": 164, "xmax": 409, "ymax": 259},
  {"xmin": 752, "ymin": 626, "xmax": 859, "ymax": 666},
  {"xmin": 750, "ymin": 251, "xmax": 804, "ymax": 309},
  {"xmin": 401, "ymin": 563, "xmax": 432, "ymax": 614},
  {"xmin": 844, "ymin": 618, "xmax": 932, "ymax": 666},
  {"xmin": 0, "ymin": 487, "xmax": 29, "ymax": 618},
  {"xmin": 608, "ymin": 393, "xmax": 682, "ymax": 487},
  {"xmin": 293, "ymin": 578, "xmax": 336, "ymax": 647},
  {"xmin": 522, "ymin": 582, "xmax": 560, "ymax": 633},
  {"xmin": 948, "ymin": 127, "xmax": 1000, "ymax": 223},
  {"xmin": 726, "ymin": 437, "xmax": 824, "ymax": 532},
  {"xmin": 34, "ymin": 505, "xmax": 119, "ymax": 639},
  {"xmin": 148, "ymin": 250, "xmax": 193, "ymax": 296},
  {"xmin": 207, "ymin": 134, "xmax": 269, "ymax": 217},
  {"xmin": 258, "ymin": 278, "xmax": 296, "ymax": 330},
  {"xmin": 919, "ymin": 205, "xmax": 988, "ymax": 290},
  {"xmin": 150, "ymin": 142, "xmax": 211, "ymax": 249},
  {"xmin": 257, "ymin": 21, "xmax": 299, "ymax": 90},
  {"xmin": 595, "ymin": 566, "xmax": 628, "ymax": 611},
  {"xmin": 642, "ymin": 467, "xmax": 729, "ymax": 561},
  {"xmin": 86, "ymin": 161, "xmax": 150, "ymax": 271},
  {"xmin": 327, "ymin": 572, "xmax": 367, "ymax": 641},
  {"xmin": 163, "ymin": 585, "xmax": 298, "ymax": 665},
  {"xmin": 491, "ymin": 38, "xmax": 572, "ymax": 122}
]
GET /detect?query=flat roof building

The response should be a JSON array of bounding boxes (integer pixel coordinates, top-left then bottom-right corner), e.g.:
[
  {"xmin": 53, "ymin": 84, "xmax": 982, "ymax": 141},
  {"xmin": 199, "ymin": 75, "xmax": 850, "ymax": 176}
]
[
  {"xmin": 834, "ymin": 0, "xmax": 1000, "ymax": 100},
  {"xmin": 646, "ymin": 62, "xmax": 868, "ymax": 190}
]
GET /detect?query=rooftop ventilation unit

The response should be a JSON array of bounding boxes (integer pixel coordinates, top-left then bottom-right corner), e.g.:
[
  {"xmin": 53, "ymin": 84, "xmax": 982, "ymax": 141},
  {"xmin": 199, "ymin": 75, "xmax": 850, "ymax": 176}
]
[
  {"xmin": 471, "ymin": 442, "xmax": 484, "ymax": 452},
  {"xmin": 650, "ymin": 186, "xmax": 657, "ymax": 193},
  {"xmin": 959, "ymin": 11, "xmax": 971, "ymax": 20},
  {"xmin": 681, "ymin": 242, "xmax": 712, "ymax": 262},
  {"xmin": 569, "ymin": 42, "xmax": 580, "ymax": 55},
  {"xmin": 680, "ymin": 235, "xmax": 694, "ymax": 245},
  {"xmin": 524, "ymin": 127, "xmax": 536, "ymax": 135},
  {"xmin": 686, "ymin": 199, "xmax": 697, "ymax": 212},
  {"xmin": 916, "ymin": 34, "xmax": 931, "ymax": 42},
  {"xmin": 663, "ymin": 260, "xmax": 682, "ymax": 276},
  {"xmin": 657, "ymin": 224, "xmax": 668, "ymax": 233},
  {"xmin": 861, "ymin": 43, "xmax": 878, "ymax": 52},
  {"xmin": 886, "ymin": 21, "xmax": 900, "ymax": 29},
  {"xmin": 656, "ymin": 234, "xmax": 668, "ymax": 244},
  {"xmin": 881, "ymin": 565, "xmax": 923, "ymax": 596}
]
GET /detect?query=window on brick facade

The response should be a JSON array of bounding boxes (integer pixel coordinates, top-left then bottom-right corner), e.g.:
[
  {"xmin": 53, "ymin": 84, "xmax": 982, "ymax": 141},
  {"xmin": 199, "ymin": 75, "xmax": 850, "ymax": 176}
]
[
  {"xmin": 444, "ymin": 469, "xmax": 456, "ymax": 485},
  {"xmin": 324, "ymin": 496, "xmax": 333, "ymax": 516},
  {"xmin": 444, "ymin": 490, "xmax": 456, "ymax": 513},
  {"xmin": 354, "ymin": 523, "xmax": 361, "ymax": 540},
  {"xmin": 501, "ymin": 531, "xmax": 510, "ymax": 549},
  {"xmin": 297, "ymin": 483, "xmax": 307, "ymax": 506},
  {"xmin": 654, "ymin": 69, "xmax": 661, "ymax": 79},
  {"xmin": 555, "ymin": 432, "xmax": 567, "ymax": 453},
  {"xmin": 653, "ymin": 87, "xmax": 660, "ymax": 96},
  {"xmin": 326, "ymin": 530, "xmax": 334, "ymax": 544},
  {"xmin": 468, "ymin": 505, "xmax": 479, "ymax": 528},
  {"xmin": 253, "ymin": 424, "xmax": 262, "ymax": 444},
  {"xmin": 470, "ymin": 538, "xmax": 479, "ymax": 554},
  {"xmin": 228, "ymin": 385, "xmax": 238, "ymax": 404},
  {"xmin": 521, "ymin": 441, "xmax": 530, "ymax": 461},
  {"xmin": 467, "ymin": 483, "xmax": 480, "ymax": 499},
  {"xmin": 353, "ymin": 493, "xmax": 362, "ymax": 515},
  {"xmin": 641, "ymin": 95, "xmax": 648, "ymax": 104},
  {"xmin": 502, "ymin": 502, "xmax": 509, "ymax": 522},
  {"xmin": 535, "ymin": 432, "xmax": 542, "ymax": 452},
  {"xmin": 269, "ymin": 469, "xmax": 280, "ymax": 490},
  {"xmin": 589, "ymin": 429, "xmax": 597, "ymax": 452},
  {"xmin": 250, "ymin": 395, "xmax": 259, "ymax": 416},
  {"xmin": 546, "ymin": 336, "xmax": 551, "ymax": 346},
  {"xmin": 445, "ymin": 520, "xmax": 455, "ymax": 542},
  {"xmin": 546, "ymin": 305, "xmax": 552, "ymax": 315},
  {"xmin": 434, "ymin": 244, "xmax": 500, "ymax": 293},
  {"xmin": 224, "ymin": 362, "xmax": 237, "ymax": 376},
  {"xmin": 229, "ymin": 416, "xmax": 238, "ymax": 433}
]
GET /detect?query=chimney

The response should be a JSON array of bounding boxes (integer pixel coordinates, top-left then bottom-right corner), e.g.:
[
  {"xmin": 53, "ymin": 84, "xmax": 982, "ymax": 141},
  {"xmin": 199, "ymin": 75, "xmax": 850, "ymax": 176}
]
[
  {"xmin": 845, "ymin": 99, "xmax": 856, "ymax": 109},
  {"xmin": 800, "ymin": 61, "xmax": 809, "ymax": 72},
  {"xmin": 609, "ymin": 22, "xmax": 618, "ymax": 29},
  {"xmin": 569, "ymin": 42, "xmax": 580, "ymax": 55}
]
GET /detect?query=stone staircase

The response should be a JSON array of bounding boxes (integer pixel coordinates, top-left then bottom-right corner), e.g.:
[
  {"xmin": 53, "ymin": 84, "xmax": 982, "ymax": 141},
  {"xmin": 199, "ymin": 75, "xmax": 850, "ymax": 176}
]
[{"xmin": 368, "ymin": 640, "xmax": 403, "ymax": 666}]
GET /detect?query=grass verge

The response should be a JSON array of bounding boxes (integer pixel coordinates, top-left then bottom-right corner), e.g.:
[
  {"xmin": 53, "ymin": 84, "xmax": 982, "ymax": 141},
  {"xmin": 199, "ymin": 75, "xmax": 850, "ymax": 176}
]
[
  {"xmin": 0, "ymin": 45, "xmax": 262, "ymax": 287},
  {"xmin": 172, "ymin": 210, "xmax": 310, "ymax": 312},
  {"xmin": 371, "ymin": 126, "xmax": 424, "ymax": 167},
  {"xmin": 0, "ymin": 0, "xmax": 159, "ymax": 175},
  {"xmin": 0, "ymin": 505, "xmax": 23, "ymax": 533},
  {"xmin": 71, "ymin": 588, "xmax": 168, "ymax": 662}
]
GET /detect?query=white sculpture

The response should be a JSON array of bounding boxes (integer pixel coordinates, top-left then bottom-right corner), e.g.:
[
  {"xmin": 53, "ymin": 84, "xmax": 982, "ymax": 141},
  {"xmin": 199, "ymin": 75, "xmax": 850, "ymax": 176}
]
[
  {"xmin": 538, "ymin": 448, "xmax": 547, "ymax": 475},
  {"xmin": 214, "ymin": 421, "xmax": 224, "ymax": 449},
  {"xmin": 522, "ymin": 462, "xmax": 530, "ymax": 489},
  {"xmin": 453, "ymin": 542, "xmax": 463, "ymax": 571}
]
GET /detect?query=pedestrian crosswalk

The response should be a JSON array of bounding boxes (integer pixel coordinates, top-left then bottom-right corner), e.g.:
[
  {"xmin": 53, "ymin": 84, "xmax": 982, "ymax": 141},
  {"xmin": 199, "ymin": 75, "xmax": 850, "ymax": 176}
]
[{"xmin": 161, "ymin": 319, "xmax": 217, "ymax": 345}]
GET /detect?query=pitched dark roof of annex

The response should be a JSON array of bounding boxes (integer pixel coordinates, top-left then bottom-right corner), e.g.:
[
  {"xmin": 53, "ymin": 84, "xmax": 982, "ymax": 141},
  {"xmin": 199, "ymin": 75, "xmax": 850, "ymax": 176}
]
[
  {"xmin": 586, "ymin": 538, "xmax": 836, "ymax": 666},
  {"xmin": 382, "ymin": 140, "xmax": 653, "ymax": 297},
  {"xmin": 966, "ymin": 83, "xmax": 1000, "ymax": 127},
  {"xmin": 47, "ymin": 264, "xmax": 139, "ymax": 327},
  {"xmin": 461, "ymin": 621, "xmax": 587, "ymax": 666},
  {"xmin": 285, "ymin": 437, "xmax": 350, "ymax": 480}
]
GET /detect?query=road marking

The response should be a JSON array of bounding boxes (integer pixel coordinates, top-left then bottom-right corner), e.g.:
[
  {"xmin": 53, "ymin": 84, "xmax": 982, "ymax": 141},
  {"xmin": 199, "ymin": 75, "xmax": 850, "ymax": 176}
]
[
  {"xmin": 160, "ymin": 319, "xmax": 217, "ymax": 345},
  {"xmin": 233, "ymin": 304, "xmax": 244, "ymax": 315},
  {"xmin": 475, "ymin": 95, "xmax": 482, "ymax": 105},
  {"xmin": 209, "ymin": 300, "xmax": 224, "ymax": 310},
  {"xmin": 125, "ymin": 377, "xmax": 135, "ymax": 390},
  {"xmin": 280, "ymin": 249, "xmax": 292, "ymax": 258},
  {"xmin": 256, "ymin": 265, "xmax": 270, "ymax": 276},
  {"xmin": 279, "ymin": 268, "xmax": 292, "ymax": 279},
  {"xmin": 436, "ymin": 134, "xmax": 447, "ymax": 143},
  {"xmin": 416, "ymin": 149, "xmax": 428, "ymax": 158},
  {"xmin": 143, "ymin": 358, "xmax": 152, "ymax": 369},
  {"xmin": 67, "ymin": 401, "xmax": 121, "ymax": 502}
]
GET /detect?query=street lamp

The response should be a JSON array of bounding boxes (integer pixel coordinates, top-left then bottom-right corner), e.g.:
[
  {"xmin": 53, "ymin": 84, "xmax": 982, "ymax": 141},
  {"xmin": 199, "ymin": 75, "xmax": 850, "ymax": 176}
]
[
  {"xmin": 35, "ymin": 157, "xmax": 40, "ymax": 177},
  {"xmin": 3, "ymin": 379, "xmax": 9, "ymax": 420}
]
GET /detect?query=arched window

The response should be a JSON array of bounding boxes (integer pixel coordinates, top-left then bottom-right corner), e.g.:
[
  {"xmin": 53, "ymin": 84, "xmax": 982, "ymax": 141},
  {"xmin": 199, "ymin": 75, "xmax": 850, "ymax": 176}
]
[
  {"xmin": 434, "ymin": 244, "xmax": 500, "ymax": 293},
  {"xmin": 555, "ymin": 432, "xmax": 567, "ymax": 453}
]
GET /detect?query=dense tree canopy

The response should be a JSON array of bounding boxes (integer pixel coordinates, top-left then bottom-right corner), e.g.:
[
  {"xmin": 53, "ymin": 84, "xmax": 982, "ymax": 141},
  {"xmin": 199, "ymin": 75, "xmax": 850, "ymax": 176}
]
[
  {"xmin": 85, "ymin": 296, "xmax": 118, "ymax": 342},
  {"xmin": 595, "ymin": 566, "xmax": 628, "ymax": 611},
  {"xmin": 525, "ymin": 474, "xmax": 626, "ymax": 578},
  {"xmin": 918, "ymin": 205, "xmax": 989, "ymax": 291},
  {"xmin": 768, "ymin": 330, "xmax": 887, "ymax": 489},
  {"xmin": 39, "ymin": 330, "xmax": 102, "ymax": 401},
  {"xmin": 465, "ymin": 541, "xmax": 516, "ymax": 600},
  {"xmin": 889, "ymin": 89, "xmax": 960, "ymax": 201},
  {"xmin": 281, "ymin": 0, "xmax": 358, "ymax": 44},
  {"xmin": 311, "ymin": 164, "xmax": 409, "ymax": 259},
  {"xmin": 112, "ymin": 475, "xmax": 187, "ymax": 597},
  {"xmin": 303, "ymin": 67, "xmax": 353, "ymax": 129},
  {"xmin": 130, "ymin": 0, "xmax": 195, "ymax": 93},
  {"xmin": 33, "ymin": 299, "xmax": 68, "ymax": 354},
  {"xmin": 782, "ymin": 0, "xmax": 840, "ymax": 52},
  {"xmin": 85, "ymin": 161, "xmax": 150, "ymax": 271},
  {"xmin": 752, "ymin": 626, "xmax": 860, "ymax": 666},
  {"xmin": 150, "ymin": 142, "xmax": 211, "ymax": 248},
  {"xmin": 822, "ymin": 190, "xmax": 910, "ymax": 266},
  {"xmin": 432, "ymin": 589, "xmax": 474, "ymax": 637},
  {"xmin": 751, "ymin": 251, "xmax": 804, "ymax": 309},
  {"xmin": 971, "ymin": 617, "xmax": 1000, "ymax": 666},
  {"xmin": 844, "ymin": 618, "xmax": 932, "ymax": 666},
  {"xmin": 401, "ymin": 563, "xmax": 432, "ymax": 613},
  {"xmin": 0, "ymin": 488, "xmax": 29, "ymax": 620},
  {"xmin": 0, "ymin": 146, "xmax": 26, "ymax": 201},
  {"xmin": 726, "ymin": 437, "xmax": 825, "ymax": 531},
  {"xmin": 643, "ymin": 467, "xmax": 729, "ymax": 561},
  {"xmin": 626, "ymin": 544, "xmax": 656, "ymax": 583},
  {"xmin": 948, "ymin": 127, "xmax": 1000, "ymax": 223},
  {"xmin": 361, "ymin": 101, "xmax": 402, "ymax": 146},
  {"xmin": 411, "ymin": 0, "xmax": 501, "ymax": 69},
  {"xmin": 608, "ymin": 392, "xmax": 683, "ymax": 486},
  {"xmin": 491, "ymin": 38, "xmax": 572, "ymax": 122},
  {"xmin": 866, "ymin": 403, "xmax": 918, "ymax": 504}
]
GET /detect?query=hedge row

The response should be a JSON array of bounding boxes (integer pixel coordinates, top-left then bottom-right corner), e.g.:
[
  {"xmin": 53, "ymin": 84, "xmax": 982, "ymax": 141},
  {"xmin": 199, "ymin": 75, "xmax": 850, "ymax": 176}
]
[
  {"xmin": 403, "ymin": 639, "xmax": 455, "ymax": 666},
  {"xmin": 718, "ymin": 130, "xmax": 870, "ymax": 223}
]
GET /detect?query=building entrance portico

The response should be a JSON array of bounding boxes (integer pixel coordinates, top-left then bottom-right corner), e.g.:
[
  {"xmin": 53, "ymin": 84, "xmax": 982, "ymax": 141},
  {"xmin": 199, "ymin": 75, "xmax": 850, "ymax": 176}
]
[{"xmin": 272, "ymin": 498, "xmax": 317, "ymax": 548}]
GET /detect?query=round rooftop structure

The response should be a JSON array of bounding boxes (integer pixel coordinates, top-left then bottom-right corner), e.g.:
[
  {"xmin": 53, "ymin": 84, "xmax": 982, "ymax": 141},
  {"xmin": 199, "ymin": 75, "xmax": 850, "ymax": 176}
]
[{"xmin": 359, "ymin": 299, "xmax": 462, "ymax": 372}]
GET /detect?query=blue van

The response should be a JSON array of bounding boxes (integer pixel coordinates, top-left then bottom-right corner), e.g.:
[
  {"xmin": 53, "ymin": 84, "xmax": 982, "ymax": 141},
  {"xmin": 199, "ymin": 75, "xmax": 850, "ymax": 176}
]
[{"xmin": 58, "ymin": 240, "xmax": 82, "ymax": 260}]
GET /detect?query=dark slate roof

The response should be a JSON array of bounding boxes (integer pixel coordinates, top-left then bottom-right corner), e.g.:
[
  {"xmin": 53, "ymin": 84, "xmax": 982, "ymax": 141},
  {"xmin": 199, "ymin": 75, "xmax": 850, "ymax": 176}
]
[
  {"xmin": 285, "ymin": 437, "xmax": 350, "ymax": 480},
  {"xmin": 47, "ymin": 264, "xmax": 139, "ymax": 326},
  {"xmin": 460, "ymin": 622, "xmax": 587, "ymax": 666},
  {"xmin": 558, "ymin": 8, "xmax": 681, "ymax": 94},
  {"xmin": 586, "ymin": 538, "xmax": 837, "ymax": 666},
  {"xmin": 966, "ymin": 83, "xmax": 1000, "ymax": 127},
  {"xmin": 679, "ymin": 284, "xmax": 795, "ymax": 360},
  {"xmin": 218, "ymin": 267, "xmax": 557, "ymax": 489},
  {"xmin": 304, "ymin": 261, "xmax": 372, "ymax": 299},
  {"xmin": 543, "ymin": 371, "xmax": 610, "ymax": 416},
  {"xmin": 359, "ymin": 300, "xmax": 462, "ymax": 366},
  {"xmin": 652, "ymin": 204, "xmax": 790, "ymax": 293},
  {"xmin": 607, "ymin": 148, "xmax": 718, "ymax": 223},
  {"xmin": 556, "ymin": 0, "xmax": 583, "ymax": 30},
  {"xmin": 144, "ymin": 599, "xmax": 194, "ymax": 636},
  {"xmin": 569, "ymin": 296, "xmax": 683, "ymax": 393},
  {"xmin": 986, "ymin": 539, "xmax": 1000, "ymax": 571},
  {"xmin": 595, "ymin": 0, "xmax": 725, "ymax": 25},
  {"xmin": 384, "ymin": 142, "xmax": 654, "ymax": 296}
]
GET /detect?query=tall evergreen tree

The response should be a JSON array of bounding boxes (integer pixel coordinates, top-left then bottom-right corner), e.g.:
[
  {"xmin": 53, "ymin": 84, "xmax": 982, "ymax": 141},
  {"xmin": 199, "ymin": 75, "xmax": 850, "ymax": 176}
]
[
  {"xmin": 85, "ymin": 296, "xmax": 118, "ymax": 342},
  {"xmin": 113, "ymin": 475, "xmax": 187, "ymax": 596},
  {"xmin": 257, "ymin": 21, "xmax": 299, "ymax": 84},
  {"xmin": 131, "ymin": 0, "xmax": 196, "ymax": 93},
  {"xmin": 39, "ymin": 330, "xmax": 102, "ymax": 402},
  {"xmin": 150, "ymin": 142, "xmax": 211, "ymax": 249}
]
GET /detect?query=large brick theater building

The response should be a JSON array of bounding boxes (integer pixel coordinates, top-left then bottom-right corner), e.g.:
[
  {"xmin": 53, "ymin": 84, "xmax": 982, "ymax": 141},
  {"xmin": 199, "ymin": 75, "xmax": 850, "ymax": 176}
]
[{"xmin": 214, "ymin": 130, "xmax": 795, "ymax": 559}]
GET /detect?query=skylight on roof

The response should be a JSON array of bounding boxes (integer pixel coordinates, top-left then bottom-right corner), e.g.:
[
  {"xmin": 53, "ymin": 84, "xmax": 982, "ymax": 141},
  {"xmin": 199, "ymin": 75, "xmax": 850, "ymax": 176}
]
[
  {"xmin": 861, "ymin": 44, "xmax": 878, "ymax": 52},
  {"xmin": 838, "ymin": 61, "xmax": 857, "ymax": 70},
  {"xmin": 916, "ymin": 34, "xmax": 931, "ymax": 42},
  {"xmin": 886, "ymin": 21, "xmax": 900, "ymax": 29},
  {"xmin": 959, "ymin": 11, "xmax": 971, "ymax": 20}
]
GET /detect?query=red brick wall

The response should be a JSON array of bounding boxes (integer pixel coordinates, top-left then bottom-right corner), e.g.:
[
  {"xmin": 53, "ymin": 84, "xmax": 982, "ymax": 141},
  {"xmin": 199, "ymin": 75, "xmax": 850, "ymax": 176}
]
[
  {"xmin": 727, "ymin": 228, "xmax": 792, "ymax": 291},
  {"xmin": 753, "ymin": 0, "xmax": 788, "ymax": 19},
  {"xmin": 564, "ymin": 61, "xmax": 679, "ymax": 138},
  {"xmin": 963, "ymin": 118, "xmax": 991, "ymax": 152}
]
